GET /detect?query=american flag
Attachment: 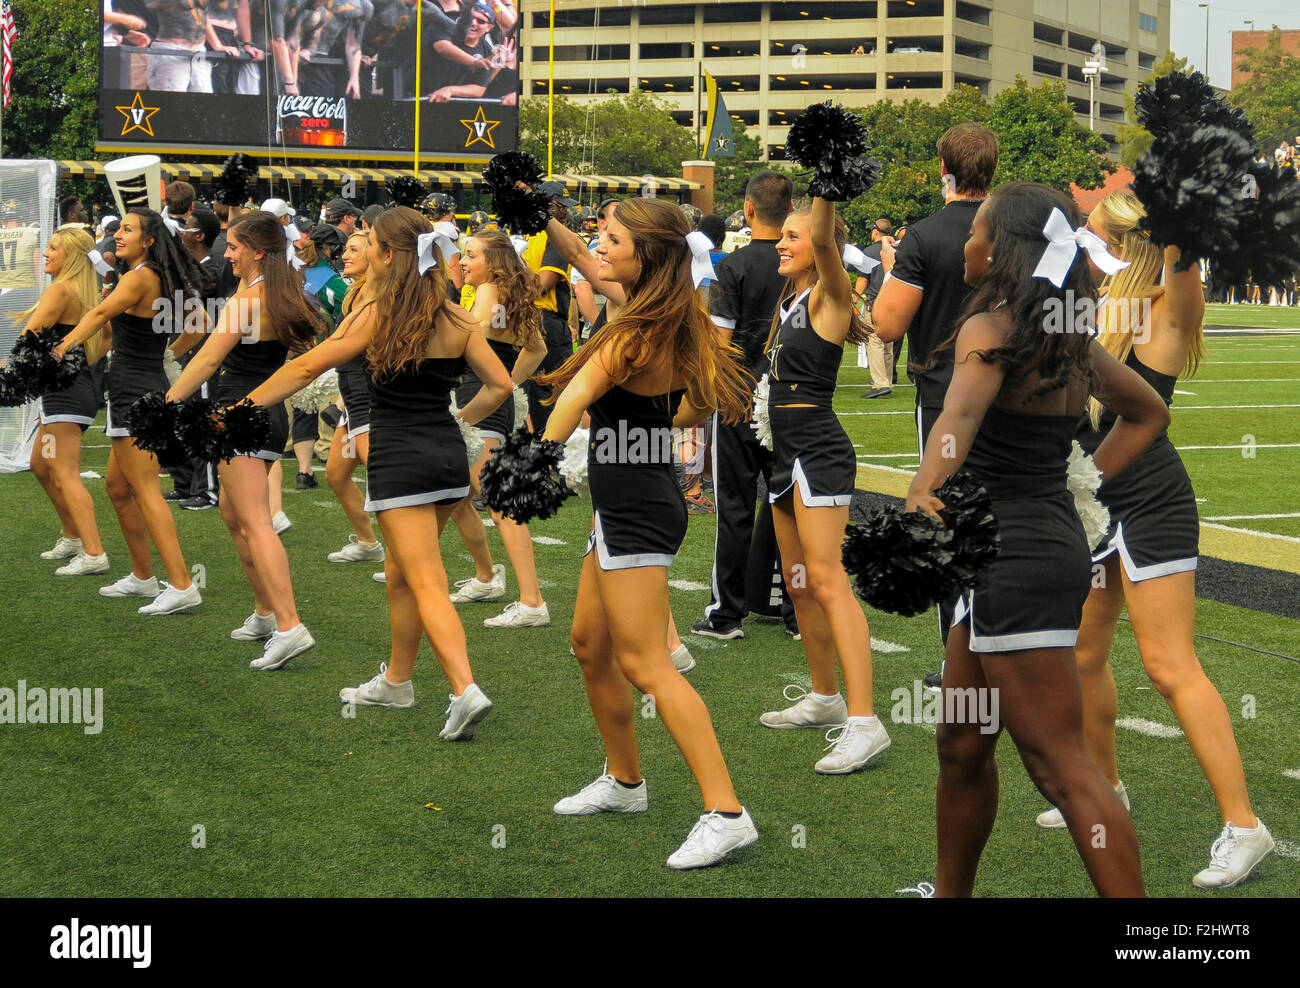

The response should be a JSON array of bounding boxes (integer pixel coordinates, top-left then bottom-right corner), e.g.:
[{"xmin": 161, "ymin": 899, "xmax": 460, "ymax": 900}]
[{"xmin": 2, "ymin": 0, "xmax": 15, "ymax": 110}]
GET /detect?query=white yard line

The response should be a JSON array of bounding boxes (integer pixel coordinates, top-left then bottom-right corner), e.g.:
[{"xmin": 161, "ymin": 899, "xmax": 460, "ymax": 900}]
[
  {"xmin": 1117, "ymin": 716, "xmax": 1185, "ymax": 739},
  {"xmin": 1180, "ymin": 443, "xmax": 1300, "ymax": 450},
  {"xmin": 856, "ymin": 461, "xmax": 917, "ymax": 475},
  {"xmin": 1206, "ymin": 513, "xmax": 1300, "ymax": 521},
  {"xmin": 668, "ymin": 579, "xmax": 710, "ymax": 592},
  {"xmin": 1200, "ymin": 522, "xmax": 1300, "ymax": 544}
]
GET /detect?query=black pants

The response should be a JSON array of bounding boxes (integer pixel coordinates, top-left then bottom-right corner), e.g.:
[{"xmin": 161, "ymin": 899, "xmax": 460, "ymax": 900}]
[
  {"xmin": 701, "ymin": 413, "xmax": 796, "ymax": 630},
  {"xmin": 168, "ymin": 375, "xmax": 220, "ymax": 503}
]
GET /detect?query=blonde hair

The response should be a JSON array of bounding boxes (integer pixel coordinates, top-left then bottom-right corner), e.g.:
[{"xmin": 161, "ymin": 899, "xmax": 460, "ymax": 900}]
[
  {"xmin": 765, "ymin": 200, "xmax": 868, "ymax": 350},
  {"xmin": 1087, "ymin": 190, "xmax": 1204, "ymax": 427},
  {"xmin": 14, "ymin": 229, "xmax": 105, "ymax": 364},
  {"xmin": 341, "ymin": 232, "xmax": 370, "ymax": 315}
]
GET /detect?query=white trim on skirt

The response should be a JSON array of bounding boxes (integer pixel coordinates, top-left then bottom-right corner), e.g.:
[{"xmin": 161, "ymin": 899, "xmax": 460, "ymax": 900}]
[
  {"xmin": 767, "ymin": 458, "xmax": 853, "ymax": 507},
  {"xmin": 585, "ymin": 511, "xmax": 677, "ymax": 570},
  {"xmin": 364, "ymin": 485, "xmax": 470, "ymax": 513},
  {"xmin": 1091, "ymin": 521, "xmax": 1198, "ymax": 583},
  {"xmin": 952, "ymin": 591, "xmax": 1080, "ymax": 653}
]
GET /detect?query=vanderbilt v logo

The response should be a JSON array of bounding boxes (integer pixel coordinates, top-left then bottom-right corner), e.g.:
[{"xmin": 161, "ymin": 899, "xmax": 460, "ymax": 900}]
[
  {"xmin": 116, "ymin": 92, "xmax": 160, "ymax": 137},
  {"xmin": 461, "ymin": 106, "xmax": 500, "ymax": 149}
]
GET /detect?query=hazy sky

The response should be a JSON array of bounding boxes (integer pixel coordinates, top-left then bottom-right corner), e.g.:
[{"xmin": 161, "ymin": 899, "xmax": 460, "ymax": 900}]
[{"xmin": 1168, "ymin": 0, "xmax": 1300, "ymax": 87}]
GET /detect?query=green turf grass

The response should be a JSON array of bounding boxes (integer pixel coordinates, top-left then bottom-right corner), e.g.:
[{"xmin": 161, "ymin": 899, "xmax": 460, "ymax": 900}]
[{"xmin": 1204, "ymin": 304, "xmax": 1300, "ymax": 331}]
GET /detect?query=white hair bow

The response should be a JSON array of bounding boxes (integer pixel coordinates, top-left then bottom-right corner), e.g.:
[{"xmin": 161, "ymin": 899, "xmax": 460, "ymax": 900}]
[
  {"xmin": 86, "ymin": 249, "xmax": 114, "ymax": 277},
  {"xmin": 159, "ymin": 207, "xmax": 182, "ymax": 238},
  {"xmin": 843, "ymin": 242, "xmax": 880, "ymax": 275},
  {"xmin": 685, "ymin": 230, "xmax": 717, "ymax": 288},
  {"xmin": 510, "ymin": 234, "xmax": 527, "ymax": 255},
  {"xmin": 1032, "ymin": 207, "xmax": 1128, "ymax": 288},
  {"xmin": 416, "ymin": 232, "xmax": 459, "ymax": 275},
  {"xmin": 284, "ymin": 223, "xmax": 305, "ymax": 271}
]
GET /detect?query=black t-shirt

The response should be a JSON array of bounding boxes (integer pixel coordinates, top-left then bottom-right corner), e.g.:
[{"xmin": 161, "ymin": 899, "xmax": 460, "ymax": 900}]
[
  {"xmin": 862, "ymin": 241, "xmax": 886, "ymax": 303},
  {"xmin": 710, "ymin": 237, "xmax": 782, "ymax": 375},
  {"xmin": 887, "ymin": 198, "xmax": 982, "ymax": 408},
  {"xmin": 425, "ymin": 26, "xmax": 494, "ymax": 93}
]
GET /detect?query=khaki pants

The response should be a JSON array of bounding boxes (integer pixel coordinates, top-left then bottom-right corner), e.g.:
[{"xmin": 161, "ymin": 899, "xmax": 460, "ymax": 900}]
[{"xmin": 858, "ymin": 304, "xmax": 892, "ymax": 390}]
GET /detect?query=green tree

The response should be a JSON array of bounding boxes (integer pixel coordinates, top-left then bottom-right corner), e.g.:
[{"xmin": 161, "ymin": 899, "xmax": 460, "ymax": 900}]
[
  {"xmin": 989, "ymin": 77, "xmax": 1114, "ymax": 190},
  {"xmin": 6, "ymin": 0, "xmax": 99, "ymax": 161},
  {"xmin": 1115, "ymin": 50, "xmax": 1191, "ymax": 167},
  {"xmin": 519, "ymin": 89, "xmax": 694, "ymax": 177},
  {"xmin": 1230, "ymin": 27, "xmax": 1300, "ymax": 150}
]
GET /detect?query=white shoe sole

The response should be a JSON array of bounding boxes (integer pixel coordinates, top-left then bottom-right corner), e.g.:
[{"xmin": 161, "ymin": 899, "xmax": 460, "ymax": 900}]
[
  {"xmin": 815, "ymin": 735, "xmax": 892, "ymax": 775},
  {"xmin": 452, "ymin": 588, "xmax": 506, "ymax": 603},
  {"xmin": 1191, "ymin": 847, "xmax": 1274, "ymax": 889},
  {"xmin": 440, "ymin": 698, "xmax": 493, "ymax": 740},
  {"xmin": 56, "ymin": 561, "xmax": 110, "ymax": 577},
  {"xmin": 231, "ymin": 627, "xmax": 275, "ymax": 642},
  {"xmin": 139, "ymin": 595, "xmax": 201, "ymax": 616},
  {"xmin": 554, "ymin": 798, "xmax": 647, "ymax": 816},
  {"xmin": 759, "ymin": 716, "xmax": 847, "ymax": 731},
  {"xmin": 328, "ymin": 550, "xmax": 385, "ymax": 563},
  {"xmin": 100, "ymin": 584, "xmax": 160, "ymax": 599},
  {"xmin": 251, "ymin": 636, "xmax": 315, "ymax": 671},
  {"xmin": 667, "ymin": 827, "xmax": 759, "ymax": 870}
]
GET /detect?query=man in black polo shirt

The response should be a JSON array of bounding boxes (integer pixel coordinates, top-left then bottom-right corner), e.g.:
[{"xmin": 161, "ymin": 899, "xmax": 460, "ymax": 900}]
[
  {"xmin": 873, "ymin": 121, "xmax": 998, "ymax": 687},
  {"xmin": 857, "ymin": 217, "xmax": 896, "ymax": 399},
  {"xmin": 693, "ymin": 170, "xmax": 798, "ymax": 641}
]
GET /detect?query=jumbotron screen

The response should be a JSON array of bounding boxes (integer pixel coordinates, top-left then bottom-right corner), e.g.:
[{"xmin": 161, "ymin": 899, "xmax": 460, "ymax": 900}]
[{"xmin": 97, "ymin": 1, "xmax": 519, "ymax": 160}]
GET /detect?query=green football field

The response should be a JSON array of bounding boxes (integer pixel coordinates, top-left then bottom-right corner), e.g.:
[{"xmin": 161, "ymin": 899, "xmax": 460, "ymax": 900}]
[{"xmin": 0, "ymin": 330, "xmax": 1296, "ymax": 898}]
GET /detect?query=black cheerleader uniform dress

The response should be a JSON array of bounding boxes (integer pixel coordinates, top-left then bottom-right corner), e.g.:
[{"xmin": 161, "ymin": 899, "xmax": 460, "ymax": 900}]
[
  {"xmin": 951, "ymin": 407, "xmax": 1092, "ymax": 653},
  {"xmin": 216, "ymin": 333, "xmax": 290, "ymax": 461},
  {"xmin": 39, "ymin": 321, "xmax": 103, "ymax": 430},
  {"xmin": 766, "ymin": 287, "xmax": 856, "ymax": 507},
  {"xmin": 104, "ymin": 311, "xmax": 169, "ymax": 439},
  {"xmin": 363, "ymin": 356, "xmax": 470, "ymax": 512},
  {"xmin": 454, "ymin": 337, "xmax": 519, "ymax": 443},
  {"xmin": 585, "ymin": 385, "xmax": 688, "ymax": 570},
  {"xmin": 337, "ymin": 349, "xmax": 371, "ymax": 442},
  {"xmin": 1077, "ymin": 349, "xmax": 1198, "ymax": 581}
]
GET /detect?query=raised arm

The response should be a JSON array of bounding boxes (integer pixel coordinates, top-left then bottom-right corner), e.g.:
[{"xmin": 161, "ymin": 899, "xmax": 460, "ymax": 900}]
[
  {"xmin": 1087, "ymin": 340, "xmax": 1172, "ymax": 482},
  {"xmin": 53, "ymin": 270, "xmax": 153, "ymax": 356},
  {"xmin": 808, "ymin": 197, "xmax": 853, "ymax": 344},
  {"xmin": 543, "ymin": 217, "xmax": 625, "ymax": 305},
  {"xmin": 1162, "ymin": 246, "xmax": 1206, "ymax": 343}
]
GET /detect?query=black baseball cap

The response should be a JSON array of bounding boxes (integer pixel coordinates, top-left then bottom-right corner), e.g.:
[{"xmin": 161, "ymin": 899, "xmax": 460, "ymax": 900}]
[
  {"xmin": 536, "ymin": 182, "xmax": 578, "ymax": 207},
  {"xmin": 325, "ymin": 198, "xmax": 362, "ymax": 221}
]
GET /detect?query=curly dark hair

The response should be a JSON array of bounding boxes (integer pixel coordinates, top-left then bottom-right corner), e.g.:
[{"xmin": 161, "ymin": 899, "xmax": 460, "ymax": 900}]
[
  {"xmin": 467, "ymin": 229, "xmax": 541, "ymax": 348},
  {"xmin": 126, "ymin": 208, "xmax": 205, "ymax": 317}
]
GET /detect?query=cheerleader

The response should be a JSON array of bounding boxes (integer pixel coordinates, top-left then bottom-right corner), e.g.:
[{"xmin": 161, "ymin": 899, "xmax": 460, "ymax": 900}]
[
  {"xmin": 758, "ymin": 196, "xmax": 887, "ymax": 774},
  {"xmin": 324, "ymin": 230, "xmax": 386, "ymax": 565},
  {"xmin": 165, "ymin": 210, "xmax": 325, "ymax": 669},
  {"xmin": 445, "ymin": 229, "xmax": 551, "ymax": 626},
  {"xmin": 538, "ymin": 197, "xmax": 756, "ymax": 868},
  {"xmin": 1034, "ymin": 190, "xmax": 1274, "ymax": 888},
  {"xmin": 19, "ymin": 229, "xmax": 109, "ymax": 576},
  {"xmin": 242, "ymin": 206, "xmax": 511, "ymax": 738},
  {"xmin": 54, "ymin": 210, "xmax": 206, "ymax": 616},
  {"xmin": 906, "ymin": 182, "xmax": 1171, "ymax": 896}
]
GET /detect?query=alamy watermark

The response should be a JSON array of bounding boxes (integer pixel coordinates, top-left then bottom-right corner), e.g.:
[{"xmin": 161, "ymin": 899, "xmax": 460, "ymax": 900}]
[
  {"xmin": 590, "ymin": 423, "xmax": 707, "ymax": 471},
  {"xmin": 0, "ymin": 680, "xmax": 102, "ymax": 734},
  {"xmin": 151, "ymin": 293, "xmax": 262, "ymax": 337},
  {"xmin": 890, "ymin": 680, "xmax": 1000, "ymax": 734},
  {"xmin": 1042, "ymin": 291, "xmax": 1152, "ymax": 342}
]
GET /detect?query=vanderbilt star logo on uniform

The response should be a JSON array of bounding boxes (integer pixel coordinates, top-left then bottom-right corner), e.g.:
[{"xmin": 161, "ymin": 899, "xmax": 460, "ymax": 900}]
[
  {"xmin": 461, "ymin": 106, "xmax": 501, "ymax": 149},
  {"xmin": 713, "ymin": 137, "xmax": 730, "ymax": 152},
  {"xmin": 116, "ymin": 93, "xmax": 161, "ymax": 137}
]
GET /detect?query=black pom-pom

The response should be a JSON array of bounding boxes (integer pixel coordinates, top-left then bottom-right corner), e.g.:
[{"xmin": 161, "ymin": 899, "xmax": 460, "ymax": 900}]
[
  {"xmin": 479, "ymin": 427, "xmax": 575, "ymax": 524},
  {"xmin": 217, "ymin": 399, "xmax": 273, "ymax": 460},
  {"xmin": 174, "ymin": 397, "xmax": 224, "ymax": 463},
  {"xmin": 808, "ymin": 155, "xmax": 883, "ymax": 202},
  {"xmin": 0, "ymin": 369, "xmax": 26, "ymax": 407},
  {"xmin": 841, "ymin": 471, "xmax": 999, "ymax": 617},
  {"xmin": 1133, "ymin": 124, "xmax": 1257, "ymax": 270},
  {"xmin": 481, "ymin": 152, "xmax": 552, "ymax": 235},
  {"xmin": 214, "ymin": 153, "xmax": 259, "ymax": 207},
  {"xmin": 1, "ymin": 328, "xmax": 87, "ymax": 403},
  {"xmin": 386, "ymin": 175, "xmax": 429, "ymax": 210},
  {"xmin": 1135, "ymin": 71, "xmax": 1254, "ymax": 144},
  {"xmin": 786, "ymin": 101, "xmax": 868, "ymax": 172},
  {"xmin": 1212, "ymin": 159, "xmax": 1300, "ymax": 288},
  {"xmin": 125, "ymin": 391, "xmax": 188, "ymax": 466}
]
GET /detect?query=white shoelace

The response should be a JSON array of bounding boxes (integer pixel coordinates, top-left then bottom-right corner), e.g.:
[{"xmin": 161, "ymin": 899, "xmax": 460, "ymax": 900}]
[
  {"xmin": 360, "ymin": 663, "xmax": 391, "ymax": 695},
  {"xmin": 895, "ymin": 882, "xmax": 936, "ymax": 898},
  {"xmin": 1207, "ymin": 827, "xmax": 1238, "ymax": 869},
  {"xmin": 780, "ymin": 684, "xmax": 811, "ymax": 704}
]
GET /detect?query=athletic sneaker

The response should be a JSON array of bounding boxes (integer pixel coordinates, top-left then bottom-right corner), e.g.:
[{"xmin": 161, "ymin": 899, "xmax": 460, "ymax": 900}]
[
  {"xmin": 439, "ymin": 683, "xmax": 493, "ymax": 740},
  {"xmin": 684, "ymin": 492, "xmax": 715, "ymax": 515},
  {"xmin": 163, "ymin": 489, "xmax": 186, "ymax": 503},
  {"xmin": 1192, "ymin": 820, "xmax": 1275, "ymax": 889},
  {"xmin": 250, "ymin": 623, "xmax": 315, "ymax": 671},
  {"xmin": 691, "ymin": 618, "xmax": 744, "ymax": 641},
  {"xmin": 372, "ymin": 571, "xmax": 387, "ymax": 583},
  {"xmin": 180, "ymin": 496, "xmax": 217, "ymax": 511},
  {"xmin": 759, "ymin": 684, "xmax": 848, "ymax": 729},
  {"xmin": 55, "ymin": 552, "xmax": 109, "ymax": 577},
  {"xmin": 814, "ymin": 718, "xmax": 891, "ymax": 774},
  {"xmin": 138, "ymin": 582, "xmax": 202, "ymax": 616},
  {"xmin": 1036, "ymin": 780, "xmax": 1130, "ymax": 829},
  {"xmin": 666, "ymin": 808, "xmax": 758, "ymax": 870},
  {"xmin": 553, "ymin": 767, "xmax": 648, "ymax": 816},
  {"xmin": 231, "ymin": 611, "xmax": 277, "ymax": 642},
  {"xmin": 922, "ymin": 670, "xmax": 943, "ymax": 693},
  {"xmin": 328, "ymin": 535, "xmax": 385, "ymax": 563},
  {"xmin": 339, "ymin": 663, "xmax": 414, "ymax": 708},
  {"xmin": 296, "ymin": 471, "xmax": 318, "ymax": 490},
  {"xmin": 450, "ymin": 564, "xmax": 506, "ymax": 602},
  {"xmin": 670, "ymin": 643, "xmax": 696, "ymax": 674},
  {"xmin": 99, "ymin": 572, "xmax": 160, "ymax": 599},
  {"xmin": 41, "ymin": 536, "xmax": 82, "ymax": 560},
  {"xmin": 272, "ymin": 511, "xmax": 291, "ymax": 535},
  {"xmin": 785, "ymin": 625, "xmax": 802, "ymax": 642},
  {"xmin": 484, "ymin": 600, "xmax": 550, "ymax": 628}
]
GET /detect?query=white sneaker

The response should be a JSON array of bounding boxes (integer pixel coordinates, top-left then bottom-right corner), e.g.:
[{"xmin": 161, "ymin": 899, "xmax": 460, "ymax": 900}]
[
  {"xmin": 450, "ymin": 564, "xmax": 506, "ymax": 602},
  {"xmin": 440, "ymin": 683, "xmax": 493, "ymax": 740},
  {"xmin": 1192, "ymin": 820, "xmax": 1275, "ymax": 889},
  {"xmin": 138, "ymin": 582, "xmax": 202, "ymax": 615},
  {"xmin": 328, "ymin": 535, "xmax": 385, "ymax": 563},
  {"xmin": 99, "ymin": 572, "xmax": 160, "ymax": 599},
  {"xmin": 231, "ymin": 611, "xmax": 277, "ymax": 642},
  {"xmin": 272, "ymin": 511, "xmax": 291, "ymax": 535},
  {"xmin": 339, "ymin": 663, "xmax": 415, "ymax": 708},
  {"xmin": 671, "ymin": 643, "xmax": 696, "ymax": 674},
  {"xmin": 759, "ymin": 685, "xmax": 848, "ymax": 730},
  {"xmin": 56, "ymin": 552, "xmax": 110, "ymax": 576},
  {"xmin": 814, "ymin": 717, "xmax": 891, "ymax": 774},
  {"xmin": 666, "ymin": 808, "xmax": 758, "ymax": 870},
  {"xmin": 41, "ymin": 536, "xmax": 82, "ymax": 560},
  {"xmin": 251, "ymin": 623, "xmax": 315, "ymax": 671},
  {"xmin": 1036, "ymin": 779, "xmax": 1130, "ymax": 830},
  {"xmin": 484, "ymin": 600, "xmax": 550, "ymax": 628},
  {"xmin": 553, "ymin": 765, "xmax": 649, "ymax": 816},
  {"xmin": 372, "ymin": 571, "xmax": 387, "ymax": 583}
]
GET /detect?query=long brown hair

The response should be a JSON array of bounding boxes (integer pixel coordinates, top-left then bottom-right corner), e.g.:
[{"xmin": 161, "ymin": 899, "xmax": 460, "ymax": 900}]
[
  {"xmin": 538, "ymin": 197, "xmax": 750, "ymax": 423},
  {"xmin": 468, "ymin": 229, "xmax": 541, "ymax": 347},
  {"xmin": 14, "ymin": 229, "xmax": 106, "ymax": 364},
  {"xmin": 227, "ymin": 211, "xmax": 325, "ymax": 351},
  {"xmin": 366, "ymin": 206, "xmax": 463, "ymax": 378},
  {"xmin": 765, "ymin": 200, "xmax": 869, "ymax": 349}
]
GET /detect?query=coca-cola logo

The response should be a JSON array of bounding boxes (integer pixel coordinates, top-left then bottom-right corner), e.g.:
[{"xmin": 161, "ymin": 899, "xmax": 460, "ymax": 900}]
[{"xmin": 276, "ymin": 95, "xmax": 347, "ymax": 121}]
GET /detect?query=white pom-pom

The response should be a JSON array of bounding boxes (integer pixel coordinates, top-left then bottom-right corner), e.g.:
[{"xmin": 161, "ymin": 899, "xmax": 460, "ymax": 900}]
[
  {"xmin": 560, "ymin": 427, "xmax": 589, "ymax": 497},
  {"xmin": 752, "ymin": 373, "xmax": 773, "ymax": 451},
  {"xmin": 449, "ymin": 394, "xmax": 485, "ymax": 465},
  {"xmin": 289, "ymin": 368, "xmax": 340, "ymax": 413},
  {"xmin": 1067, "ymin": 441, "xmax": 1111, "ymax": 550},
  {"xmin": 512, "ymin": 387, "xmax": 529, "ymax": 431}
]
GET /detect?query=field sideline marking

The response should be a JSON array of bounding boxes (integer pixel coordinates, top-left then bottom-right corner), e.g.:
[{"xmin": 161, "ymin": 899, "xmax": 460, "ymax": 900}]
[
  {"xmin": 1181, "ymin": 443, "xmax": 1300, "ymax": 451},
  {"xmin": 668, "ymin": 579, "xmax": 709, "ymax": 592},
  {"xmin": 1201, "ymin": 522, "xmax": 1300, "ymax": 544},
  {"xmin": 1117, "ymin": 716, "xmax": 1185, "ymax": 739},
  {"xmin": 1283, "ymin": 768, "xmax": 1300, "ymax": 782},
  {"xmin": 1206, "ymin": 513, "xmax": 1300, "ymax": 521},
  {"xmin": 1274, "ymin": 839, "xmax": 1300, "ymax": 862},
  {"xmin": 1172, "ymin": 404, "xmax": 1300, "ymax": 410}
]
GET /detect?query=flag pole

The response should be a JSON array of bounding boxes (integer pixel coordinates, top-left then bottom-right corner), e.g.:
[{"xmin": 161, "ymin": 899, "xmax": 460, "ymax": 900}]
[
  {"xmin": 695, "ymin": 60, "xmax": 702, "ymax": 159},
  {"xmin": 547, "ymin": 0, "xmax": 555, "ymax": 178},
  {"xmin": 413, "ymin": 2, "xmax": 423, "ymax": 179}
]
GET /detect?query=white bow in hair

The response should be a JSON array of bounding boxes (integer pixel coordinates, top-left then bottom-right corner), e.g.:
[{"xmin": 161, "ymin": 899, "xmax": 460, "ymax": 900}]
[
  {"xmin": 86, "ymin": 249, "xmax": 114, "ymax": 277},
  {"xmin": 159, "ymin": 207, "xmax": 182, "ymax": 238},
  {"xmin": 1032, "ymin": 207, "xmax": 1128, "ymax": 288},
  {"xmin": 284, "ymin": 223, "xmax": 305, "ymax": 270},
  {"xmin": 510, "ymin": 234, "xmax": 527, "ymax": 255},
  {"xmin": 843, "ymin": 243, "xmax": 880, "ymax": 275},
  {"xmin": 685, "ymin": 230, "xmax": 717, "ymax": 288},
  {"xmin": 416, "ymin": 232, "xmax": 439, "ymax": 275}
]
